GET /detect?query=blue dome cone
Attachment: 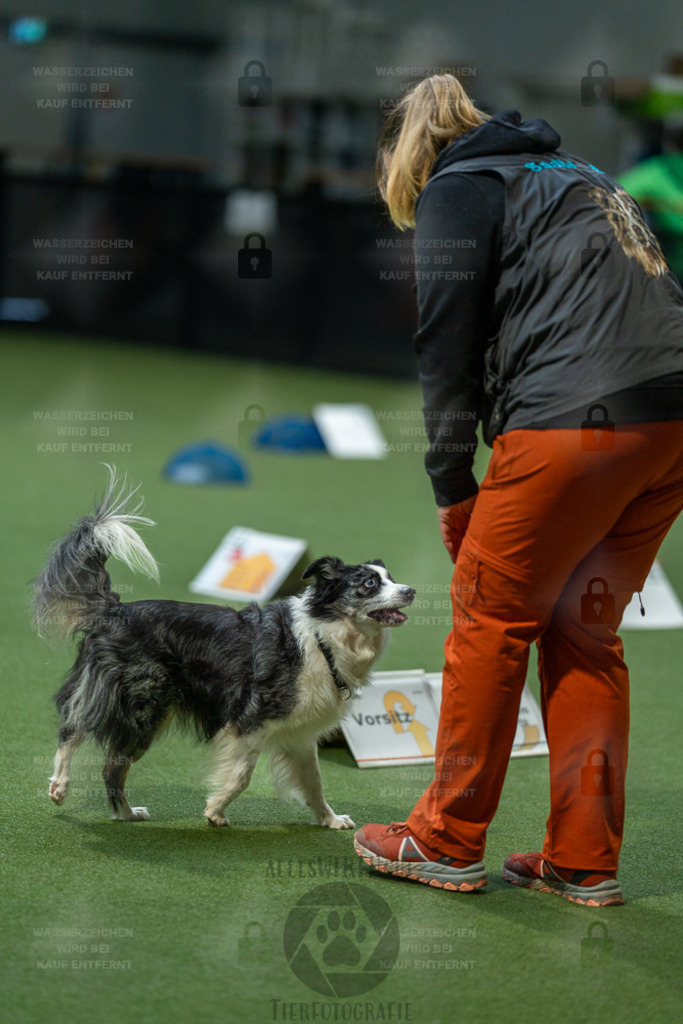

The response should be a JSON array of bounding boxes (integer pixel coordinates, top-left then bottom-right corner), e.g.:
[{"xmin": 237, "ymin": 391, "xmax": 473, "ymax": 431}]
[
  {"xmin": 252, "ymin": 414, "xmax": 326, "ymax": 453},
  {"xmin": 163, "ymin": 442, "xmax": 249, "ymax": 484}
]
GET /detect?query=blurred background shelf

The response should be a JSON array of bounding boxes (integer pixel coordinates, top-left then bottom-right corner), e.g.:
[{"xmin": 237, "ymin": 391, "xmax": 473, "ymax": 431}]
[{"xmin": 1, "ymin": 0, "xmax": 682, "ymax": 368}]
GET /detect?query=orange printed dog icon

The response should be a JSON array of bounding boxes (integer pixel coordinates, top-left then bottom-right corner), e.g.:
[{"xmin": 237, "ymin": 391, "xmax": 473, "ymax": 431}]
[
  {"xmin": 383, "ymin": 690, "xmax": 434, "ymax": 756},
  {"xmin": 220, "ymin": 553, "xmax": 275, "ymax": 594}
]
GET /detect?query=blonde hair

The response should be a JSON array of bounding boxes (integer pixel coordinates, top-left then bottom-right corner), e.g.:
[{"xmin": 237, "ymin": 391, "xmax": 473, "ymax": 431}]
[{"xmin": 377, "ymin": 75, "xmax": 490, "ymax": 230}]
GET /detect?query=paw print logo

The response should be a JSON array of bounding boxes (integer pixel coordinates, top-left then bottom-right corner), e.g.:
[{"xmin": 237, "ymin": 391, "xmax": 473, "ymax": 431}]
[
  {"xmin": 283, "ymin": 882, "xmax": 399, "ymax": 997},
  {"xmin": 316, "ymin": 909, "xmax": 368, "ymax": 967}
]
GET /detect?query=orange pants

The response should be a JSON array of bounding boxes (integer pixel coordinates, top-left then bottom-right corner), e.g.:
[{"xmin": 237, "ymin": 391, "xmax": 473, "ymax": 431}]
[{"xmin": 408, "ymin": 422, "xmax": 683, "ymax": 872}]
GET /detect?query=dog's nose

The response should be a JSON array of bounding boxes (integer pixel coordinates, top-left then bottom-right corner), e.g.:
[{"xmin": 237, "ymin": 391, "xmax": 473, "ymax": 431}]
[{"xmin": 402, "ymin": 586, "xmax": 416, "ymax": 601}]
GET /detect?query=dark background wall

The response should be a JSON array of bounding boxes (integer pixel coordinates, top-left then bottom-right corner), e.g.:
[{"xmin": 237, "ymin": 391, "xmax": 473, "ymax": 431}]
[{"xmin": 1, "ymin": 0, "xmax": 681, "ymax": 375}]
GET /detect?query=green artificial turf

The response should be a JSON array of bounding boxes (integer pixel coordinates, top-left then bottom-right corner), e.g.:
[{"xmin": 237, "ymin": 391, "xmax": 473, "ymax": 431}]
[{"xmin": 1, "ymin": 332, "xmax": 682, "ymax": 1024}]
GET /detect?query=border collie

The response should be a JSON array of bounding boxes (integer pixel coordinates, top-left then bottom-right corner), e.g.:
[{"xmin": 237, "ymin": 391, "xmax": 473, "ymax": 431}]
[{"xmin": 32, "ymin": 468, "xmax": 414, "ymax": 828}]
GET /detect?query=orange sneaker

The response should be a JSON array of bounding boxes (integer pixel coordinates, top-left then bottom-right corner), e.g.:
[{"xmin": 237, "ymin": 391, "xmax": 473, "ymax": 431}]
[
  {"xmin": 502, "ymin": 852, "xmax": 624, "ymax": 906},
  {"xmin": 354, "ymin": 822, "xmax": 487, "ymax": 891}
]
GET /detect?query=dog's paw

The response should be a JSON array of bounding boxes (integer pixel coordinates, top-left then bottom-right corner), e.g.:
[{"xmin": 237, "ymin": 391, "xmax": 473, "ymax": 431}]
[
  {"xmin": 205, "ymin": 811, "xmax": 231, "ymax": 827},
  {"xmin": 324, "ymin": 814, "xmax": 355, "ymax": 830},
  {"xmin": 112, "ymin": 806, "xmax": 150, "ymax": 821},
  {"xmin": 49, "ymin": 779, "xmax": 67, "ymax": 805}
]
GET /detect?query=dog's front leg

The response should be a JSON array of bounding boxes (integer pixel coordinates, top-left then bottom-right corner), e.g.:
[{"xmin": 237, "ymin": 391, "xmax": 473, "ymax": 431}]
[
  {"xmin": 205, "ymin": 731, "xmax": 261, "ymax": 826},
  {"xmin": 276, "ymin": 745, "xmax": 355, "ymax": 829}
]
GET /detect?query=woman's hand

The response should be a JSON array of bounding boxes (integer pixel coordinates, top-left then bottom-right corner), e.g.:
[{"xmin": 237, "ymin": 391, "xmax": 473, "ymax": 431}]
[{"xmin": 437, "ymin": 495, "xmax": 477, "ymax": 563}]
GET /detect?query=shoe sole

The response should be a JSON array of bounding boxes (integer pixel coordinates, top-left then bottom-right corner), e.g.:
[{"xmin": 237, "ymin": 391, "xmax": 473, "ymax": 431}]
[
  {"xmin": 502, "ymin": 866, "xmax": 624, "ymax": 906},
  {"xmin": 354, "ymin": 838, "xmax": 487, "ymax": 891}
]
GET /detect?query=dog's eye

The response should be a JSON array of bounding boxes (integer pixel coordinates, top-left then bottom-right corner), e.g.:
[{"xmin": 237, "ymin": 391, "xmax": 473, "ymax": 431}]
[{"xmin": 364, "ymin": 578, "xmax": 377, "ymax": 589}]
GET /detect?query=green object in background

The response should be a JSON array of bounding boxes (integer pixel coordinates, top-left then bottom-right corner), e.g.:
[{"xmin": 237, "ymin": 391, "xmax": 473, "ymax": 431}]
[{"xmin": 620, "ymin": 88, "xmax": 683, "ymax": 121}]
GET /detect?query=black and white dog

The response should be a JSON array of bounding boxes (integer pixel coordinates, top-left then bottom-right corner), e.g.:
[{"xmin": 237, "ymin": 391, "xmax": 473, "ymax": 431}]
[{"xmin": 32, "ymin": 469, "xmax": 414, "ymax": 828}]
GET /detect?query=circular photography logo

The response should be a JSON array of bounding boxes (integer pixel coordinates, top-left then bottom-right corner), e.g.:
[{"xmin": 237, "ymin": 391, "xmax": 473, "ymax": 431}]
[{"xmin": 283, "ymin": 882, "xmax": 400, "ymax": 998}]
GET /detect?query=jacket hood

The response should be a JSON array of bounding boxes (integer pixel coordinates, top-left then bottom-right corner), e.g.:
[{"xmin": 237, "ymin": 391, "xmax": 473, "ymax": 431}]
[{"xmin": 429, "ymin": 109, "xmax": 562, "ymax": 177}]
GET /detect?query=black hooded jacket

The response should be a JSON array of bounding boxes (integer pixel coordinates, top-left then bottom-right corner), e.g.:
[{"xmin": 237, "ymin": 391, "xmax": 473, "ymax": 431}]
[{"xmin": 413, "ymin": 110, "xmax": 683, "ymax": 506}]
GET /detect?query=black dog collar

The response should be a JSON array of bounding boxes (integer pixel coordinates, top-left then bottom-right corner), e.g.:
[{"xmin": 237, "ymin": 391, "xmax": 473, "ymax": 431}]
[{"xmin": 316, "ymin": 636, "xmax": 352, "ymax": 701}]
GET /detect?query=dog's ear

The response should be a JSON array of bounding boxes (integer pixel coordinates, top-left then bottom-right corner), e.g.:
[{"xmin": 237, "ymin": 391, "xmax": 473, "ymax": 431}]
[
  {"xmin": 366, "ymin": 559, "xmax": 385, "ymax": 569},
  {"xmin": 302, "ymin": 556, "xmax": 346, "ymax": 582}
]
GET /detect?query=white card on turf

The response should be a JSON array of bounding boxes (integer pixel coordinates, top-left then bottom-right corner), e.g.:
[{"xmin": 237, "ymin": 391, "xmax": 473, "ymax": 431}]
[
  {"xmin": 341, "ymin": 672, "xmax": 439, "ymax": 767},
  {"xmin": 312, "ymin": 402, "xmax": 387, "ymax": 459},
  {"xmin": 341, "ymin": 671, "xmax": 549, "ymax": 767},
  {"xmin": 621, "ymin": 560, "xmax": 683, "ymax": 630},
  {"xmin": 188, "ymin": 527, "xmax": 307, "ymax": 603}
]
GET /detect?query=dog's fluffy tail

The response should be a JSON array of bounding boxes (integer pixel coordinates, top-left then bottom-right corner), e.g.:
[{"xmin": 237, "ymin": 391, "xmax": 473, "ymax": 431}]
[{"xmin": 32, "ymin": 465, "xmax": 159, "ymax": 641}]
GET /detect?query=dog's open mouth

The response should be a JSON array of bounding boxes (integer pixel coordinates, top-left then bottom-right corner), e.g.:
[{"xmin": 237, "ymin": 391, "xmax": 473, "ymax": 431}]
[{"xmin": 367, "ymin": 607, "xmax": 409, "ymax": 627}]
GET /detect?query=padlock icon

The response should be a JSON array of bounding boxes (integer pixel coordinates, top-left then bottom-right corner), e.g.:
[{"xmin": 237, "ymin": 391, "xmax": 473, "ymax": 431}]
[
  {"xmin": 581, "ymin": 922, "xmax": 615, "ymax": 967},
  {"xmin": 238, "ymin": 60, "xmax": 272, "ymax": 106},
  {"xmin": 237, "ymin": 921, "xmax": 272, "ymax": 968},
  {"xmin": 581, "ymin": 749, "xmax": 615, "ymax": 796},
  {"xmin": 580, "ymin": 233, "xmax": 613, "ymax": 279},
  {"xmin": 581, "ymin": 61, "xmax": 615, "ymax": 107},
  {"xmin": 581, "ymin": 404, "xmax": 615, "ymax": 450},
  {"xmin": 238, "ymin": 233, "xmax": 272, "ymax": 279},
  {"xmin": 238, "ymin": 404, "xmax": 265, "ymax": 450},
  {"xmin": 581, "ymin": 577, "xmax": 616, "ymax": 625}
]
